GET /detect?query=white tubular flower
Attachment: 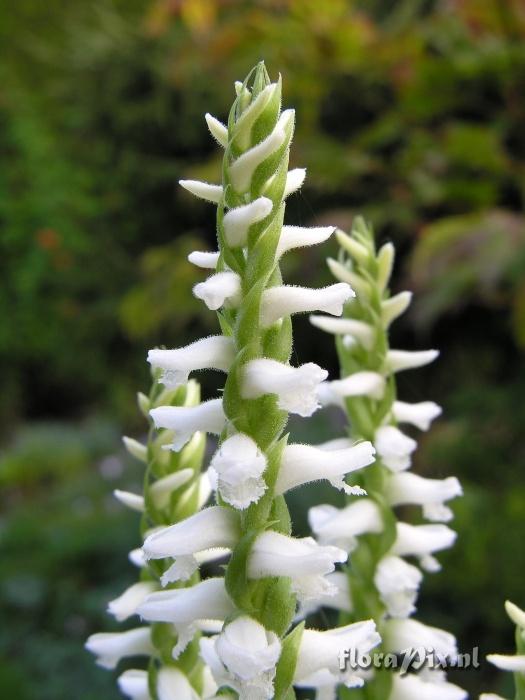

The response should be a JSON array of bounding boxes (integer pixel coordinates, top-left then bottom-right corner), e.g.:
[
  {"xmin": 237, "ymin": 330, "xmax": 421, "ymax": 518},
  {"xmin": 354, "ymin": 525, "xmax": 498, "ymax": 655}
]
[
  {"xmin": 309, "ymin": 501, "xmax": 383, "ymax": 551},
  {"xmin": 242, "ymin": 358, "xmax": 328, "ymax": 417},
  {"xmin": 275, "ymin": 226, "xmax": 335, "ymax": 259},
  {"xmin": 294, "ymin": 620, "xmax": 381, "ymax": 690},
  {"xmin": 200, "ymin": 616, "xmax": 282, "ymax": 700},
  {"xmin": 247, "ymin": 530, "xmax": 348, "ymax": 601},
  {"xmin": 486, "ymin": 654, "xmax": 525, "ymax": 673},
  {"xmin": 193, "ymin": 271, "xmax": 241, "ymax": 310},
  {"xmin": 205, "ymin": 113, "xmax": 228, "ymax": 148},
  {"xmin": 310, "ymin": 315, "xmax": 375, "ymax": 349},
  {"xmin": 150, "ymin": 398, "xmax": 226, "ymax": 451},
  {"xmin": 107, "ymin": 581, "xmax": 157, "ymax": 622},
  {"xmin": 149, "ymin": 468, "xmax": 194, "ymax": 510},
  {"xmin": 114, "ymin": 489, "xmax": 144, "ymax": 512},
  {"xmin": 326, "ymin": 372, "xmax": 386, "ymax": 402},
  {"xmin": 284, "ymin": 167, "xmax": 306, "ymax": 196},
  {"xmin": 386, "ymin": 349, "xmax": 439, "ymax": 373},
  {"xmin": 260, "ymin": 283, "xmax": 354, "ymax": 328},
  {"xmin": 375, "ymin": 425, "xmax": 417, "ymax": 472},
  {"xmin": 85, "ymin": 628, "xmax": 154, "ymax": 670},
  {"xmin": 137, "ymin": 578, "xmax": 235, "ymax": 658},
  {"xmin": 223, "ymin": 197, "xmax": 273, "ymax": 247},
  {"xmin": 387, "ymin": 472, "xmax": 462, "ymax": 522},
  {"xmin": 229, "ymin": 109, "xmax": 294, "ymax": 193},
  {"xmin": 208, "ymin": 433, "xmax": 267, "ymax": 509},
  {"xmin": 148, "ymin": 336, "xmax": 235, "ymax": 388},
  {"xmin": 187, "ymin": 250, "xmax": 220, "ymax": 269},
  {"xmin": 157, "ymin": 667, "xmax": 203, "ymax": 700},
  {"xmin": 391, "ymin": 522, "xmax": 457, "ymax": 572},
  {"xmin": 374, "ymin": 555, "xmax": 423, "ymax": 618},
  {"xmin": 383, "ymin": 618, "xmax": 458, "ymax": 659},
  {"xmin": 479, "ymin": 695, "xmax": 507, "ymax": 700},
  {"xmin": 142, "ymin": 506, "xmax": 239, "ymax": 582},
  {"xmin": 179, "ymin": 179, "xmax": 223, "ymax": 204},
  {"xmin": 129, "ymin": 548, "xmax": 146, "ymax": 568},
  {"xmin": 381, "ymin": 291, "xmax": 413, "ymax": 327},
  {"xmin": 118, "ymin": 669, "xmax": 150, "ymax": 700},
  {"xmin": 506, "ymin": 600, "xmax": 525, "ymax": 629},
  {"xmin": 275, "ymin": 441, "xmax": 374, "ymax": 495},
  {"xmin": 389, "ymin": 672, "xmax": 467, "ymax": 700},
  {"xmin": 392, "ymin": 400, "xmax": 442, "ymax": 430}
]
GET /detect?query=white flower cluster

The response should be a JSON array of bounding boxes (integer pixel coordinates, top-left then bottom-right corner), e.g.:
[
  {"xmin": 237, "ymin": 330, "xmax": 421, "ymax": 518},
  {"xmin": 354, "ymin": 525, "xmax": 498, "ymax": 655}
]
[
  {"xmin": 86, "ymin": 68, "xmax": 383, "ymax": 700},
  {"xmin": 307, "ymin": 224, "xmax": 466, "ymax": 699}
]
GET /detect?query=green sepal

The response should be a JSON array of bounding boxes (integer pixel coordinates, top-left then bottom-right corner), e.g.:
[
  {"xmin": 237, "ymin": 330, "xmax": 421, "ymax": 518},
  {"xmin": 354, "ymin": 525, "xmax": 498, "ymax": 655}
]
[
  {"xmin": 251, "ymin": 123, "xmax": 293, "ymax": 200},
  {"xmin": 224, "ymin": 528, "xmax": 260, "ymax": 611},
  {"xmin": 246, "ymin": 203, "xmax": 285, "ymax": 282},
  {"xmin": 251, "ymin": 75, "xmax": 282, "ymax": 147},
  {"xmin": 263, "ymin": 315, "xmax": 293, "ymax": 363},
  {"xmin": 147, "ymin": 657, "xmax": 160, "ymax": 700},
  {"xmin": 257, "ymin": 576, "xmax": 296, "ymax": 636},
  {"xmin": 151, "ymin": 622, "xmax": 177, "ymax": 665},
  {"xmin": 273, "ymin": 622, "xmax": 305, "ymax": 700}
]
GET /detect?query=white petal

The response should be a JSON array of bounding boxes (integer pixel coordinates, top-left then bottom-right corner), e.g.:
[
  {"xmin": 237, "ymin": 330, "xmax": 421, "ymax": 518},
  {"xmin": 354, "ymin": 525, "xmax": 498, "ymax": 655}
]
[
  {"xmin": 179, "ymin": 179, "xmax": 223, "ymax": 204},
  {"xmin": 248, "ymin": 531, "xmax": 347, "ymax": 601},
  {"xmin": 108, "ymin": 582, "xmax": 157, "ymax": 622},
  {"xmin": 276, "ymin": 226, "xmax": 334, "ymax": 259},
  {"xmin": 142, "ymin": 505, "xmax": 239, "ymax": 560},
  {"xmin": 150, "ymin": 399, "xmax": 226, "ymax": 451},
  {"xmin": 309, "ymin": 500, "xmax": 383, "ymax": 551},
  {"xmin": 376, "ymin": 242, "xmax": 395, "ymax": 292},
  {"xmin": 317, "ymin": 437, "xmax": 355, "ymax": 451},
  {"xmin": 284, "ymin": 167, "xmax": 306, "ymax": 197},
  {"xmin": 387, "ymin": 472, "xmax": 462, "ymax": 522},
  {"xmin": 275, "ymin": 441, "xmax": 374, "ymax": 495},
  {"xmin": 193, "ymin": 271, "xmax": 241, "ymax": 310},
  {"xmin": 328, "ymin": 372, "xmax": 386, "ymax": 400},
  {"xmin": 113, "ymin": 489, "xmax": 144, "ymax": 512},
  {"xmin": 487, "ymin": 654, "xmax": 525, "ymax": 673},
  {"xmin": 187, "ymin": 250, "xmax": 220, "ymax": 269},
  {"xmin": 386, "ymin": 349, "xmax": 439, "ymax": 373},
  {"xmin": 381, "ymin": 291, "xmax": 412, "ymax": 326},
  {"xmin": 392, "ymin": 400, "xmax": 442, "ymax": 430},
  {"xmin": 209, "ymin": 433, "xmax": 267, "ymax": 509},
  {"xmin": 479, "ymin": 695, "xmax": 508, "ymax": 700},
  {"xmin": 129, "ymin": 548, "xmax": 146, "ymax": 568},
  {"xmin": 260, "ymin": 283, "xmax": 354, "ymax": 328},
  {"xmin": 229, "ymin": 109, "xmax": 294, "ymax": 193},
  {"xmin": 384, "ymin": 618, "xmax": 458, "ymax": 658},
  {"xmin": 294, "ymin": 621, "xmax": 381, "ymax": 689},
  {"xmin": 223, "ymin": 196, "xmax": 273, "ymax": 247},
  {"xmin": 148, "ymin": 336, "xmax": 235, "ymax": 388},
  {"xmin": 205, "ymin": 113, "xmax": 228, "ymax": 148},
  {"xmin": 118, "ymin": 669, "xmax": 150, "ymax": 700},
  {"xmin": 374, "ymin": 555, "xmax": 422, "ymax": 618},
  {"xmin": 389, "ymin": 673, "xmax": 467, "ymax": 700},
  {"xmin": 242, "ymin": 358, "xmax": 328, "ymax": 417},
  {"xmin": 137, "ymin": 577, "xmax": 234, "ymax": 626},
  {"xmin": 85, "ymin": 628, "xmax": 154, "ymax": 670},
  {"xmin": 310, "ymin": 315, "xmax": 375, "ymax": 349},
  {"xmin": 157, "ymin": 667, "xmax": 202, "ymax": 700},
  {"xmin": 298, "ymin": 571, "xmax": 353, "ymax": 619},
  {"xmin": 375, "ymin": 425, "xmax": 417, "ymax": 472},
  {"xmin": 392, "ymin": 521, "xmax": 456, "ymax": 570}
]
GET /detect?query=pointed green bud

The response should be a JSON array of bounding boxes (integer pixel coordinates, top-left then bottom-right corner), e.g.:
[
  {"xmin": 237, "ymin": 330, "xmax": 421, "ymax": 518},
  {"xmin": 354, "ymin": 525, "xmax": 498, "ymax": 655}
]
[
  {"xmin": 137, "ymin": 392, "xmax": 150, "ymax": 417},
  {"xmin": 122, "ymin": 436, "xmax": 148, "ymax": 463},
  {"xmin": 381, "ymin": 291, "xmax": 412, "ymax": 327},
  {"xmin": 377, "ymin": 242, "xmax": 395, "ymax": 292},
  {"xmin": 327, "ymin": 258, "xmax": 370, "ymax": 299},
  {"xmin": 505, "ymin": 600, "xmax": 525, "ymax": 630},
  {"xmin": 336, "ymin": 229, "xmax": 370, "ymax": 266}
]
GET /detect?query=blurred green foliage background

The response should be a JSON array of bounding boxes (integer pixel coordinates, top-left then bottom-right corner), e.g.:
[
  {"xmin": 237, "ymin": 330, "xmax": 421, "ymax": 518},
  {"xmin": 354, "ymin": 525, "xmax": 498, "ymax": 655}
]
[{"xmin": 1, "ymin": 0, "xmax": 524, "ymax": 697}]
